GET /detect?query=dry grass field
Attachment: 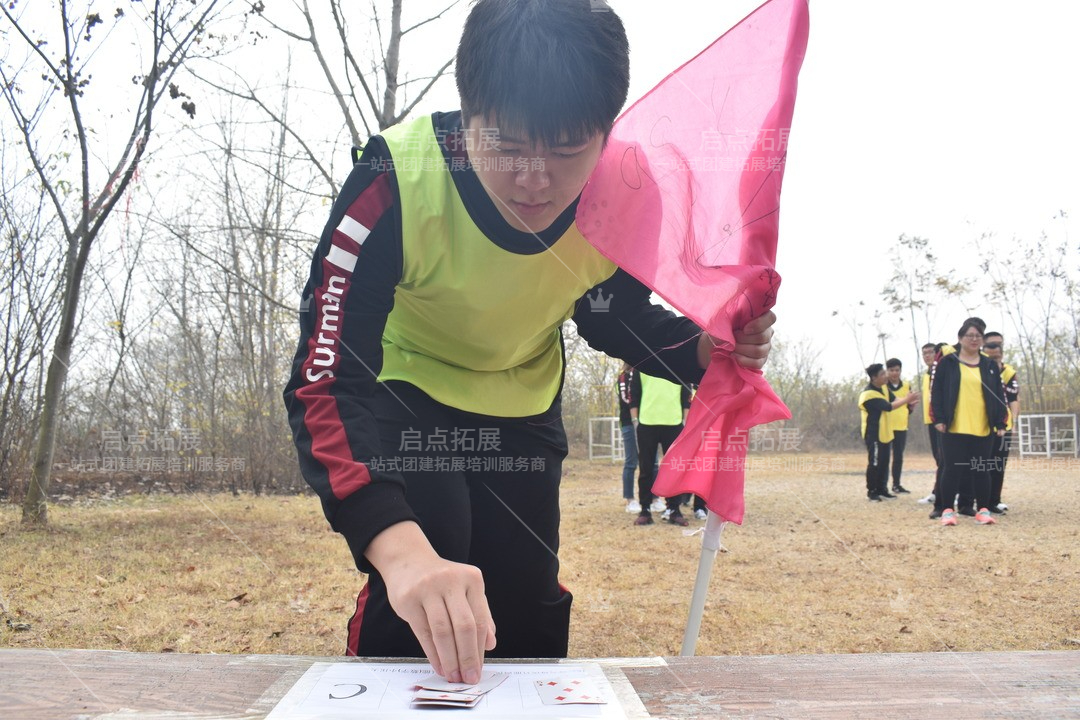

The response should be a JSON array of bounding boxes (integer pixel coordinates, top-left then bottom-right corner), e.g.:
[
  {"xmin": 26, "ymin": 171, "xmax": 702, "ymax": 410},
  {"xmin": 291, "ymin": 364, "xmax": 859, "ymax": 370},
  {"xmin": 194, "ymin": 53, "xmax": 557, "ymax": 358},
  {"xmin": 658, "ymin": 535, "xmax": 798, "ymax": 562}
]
[{"xmin": 1, "ymin": 452, "xmax": 1078, "ymax": 660}]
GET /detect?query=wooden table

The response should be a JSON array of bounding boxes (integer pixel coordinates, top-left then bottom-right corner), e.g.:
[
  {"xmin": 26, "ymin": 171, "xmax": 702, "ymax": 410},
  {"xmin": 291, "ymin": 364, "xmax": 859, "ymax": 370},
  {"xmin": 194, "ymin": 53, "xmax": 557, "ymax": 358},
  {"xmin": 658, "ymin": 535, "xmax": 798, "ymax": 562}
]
[{"xmin": 0, "ymin": 648, "xmax": 1077, "ymax": 718}]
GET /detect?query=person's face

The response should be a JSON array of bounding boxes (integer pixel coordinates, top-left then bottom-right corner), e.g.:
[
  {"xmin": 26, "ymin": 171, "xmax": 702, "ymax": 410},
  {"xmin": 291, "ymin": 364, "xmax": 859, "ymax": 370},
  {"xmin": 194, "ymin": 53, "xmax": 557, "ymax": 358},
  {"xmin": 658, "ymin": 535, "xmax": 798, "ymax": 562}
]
[
  {"xmin": 983, "ymin": 336, "xmax": 1004, "ymax": 362},
  {"xmin": 922, "ymin": 346, "xmax": 936, "ymax": 366},
  {"xmin": 886, "ymin": 365, "xmax": 901, "ymax": 384},
  {"xmin": 872, "ymin": 369, "xmax": 887, "ymax": 388},
  {"xmin": 959, "ymin": 327, "xmax": 983, "ymax": 353},
  {"xmin": 465, "ymin": 114, "xmax": 605, "ymax": 233}
]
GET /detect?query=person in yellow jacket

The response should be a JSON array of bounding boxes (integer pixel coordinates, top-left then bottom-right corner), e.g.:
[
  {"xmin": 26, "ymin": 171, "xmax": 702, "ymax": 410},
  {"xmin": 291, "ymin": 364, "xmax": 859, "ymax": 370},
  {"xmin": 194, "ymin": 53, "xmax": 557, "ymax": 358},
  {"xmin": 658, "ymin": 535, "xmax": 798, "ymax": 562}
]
[
  {"xmin": 930, "ymin": 320, "xmax": 1008, "ymax": 526},
  {"xmin": 860, "ymin": 364, "xmax": 918, "ymax": 501},
  {"xmin": 885, "ymin": 358, "xmax": 916, "ymax": 494}
]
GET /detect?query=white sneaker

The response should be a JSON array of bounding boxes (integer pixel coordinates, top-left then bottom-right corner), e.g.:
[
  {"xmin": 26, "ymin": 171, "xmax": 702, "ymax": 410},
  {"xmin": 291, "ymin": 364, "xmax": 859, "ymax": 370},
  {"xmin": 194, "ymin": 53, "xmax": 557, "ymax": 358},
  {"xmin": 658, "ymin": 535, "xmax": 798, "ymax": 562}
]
[
  {"xmin": 625, "ymin": 499, "xmax": 641, "ymax": 513},
  {"xmin": 917, "ymin": 493, "xmax": 935, "ymax": 504},
  {"xmin": 995, "ymin": 502, "xmax": 1008, "ymax": 512},
  {"xmin": 694, "ymin": 508, "xmax": 708, "ymax": 520},
  {"xmin": 661, "ymin": 508, "xmax": 673, "ymax": 520},
  {"xmin": 649, "ymin": 498, "xmax": 666, "ymax": 513}
]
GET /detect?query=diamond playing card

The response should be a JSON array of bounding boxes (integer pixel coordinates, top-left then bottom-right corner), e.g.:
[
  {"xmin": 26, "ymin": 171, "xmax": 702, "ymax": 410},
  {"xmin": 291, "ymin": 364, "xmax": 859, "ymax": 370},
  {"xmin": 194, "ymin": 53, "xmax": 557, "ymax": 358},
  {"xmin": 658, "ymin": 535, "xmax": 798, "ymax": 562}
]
[
  {"xmin": 412, "ymin": 690, "xmax": 484, "ymax": 708},
  {"xmin": 534, "ymin": 677, "xmax": 607, "ymax": 705}
]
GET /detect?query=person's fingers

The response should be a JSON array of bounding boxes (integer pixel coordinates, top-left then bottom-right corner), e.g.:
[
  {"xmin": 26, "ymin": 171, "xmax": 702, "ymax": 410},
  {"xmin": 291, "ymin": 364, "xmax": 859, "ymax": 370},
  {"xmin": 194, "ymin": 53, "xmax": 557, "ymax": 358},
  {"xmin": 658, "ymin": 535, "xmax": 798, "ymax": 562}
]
[
  {"xmin": 737, "ymin": 309, "xmax": 777, "ymax": 337},
  {"xmin": 472, "ymin": 585, "xmax": 496, "ymax": 652},
  {"xmin": 443, "ymin": 594, "xmax": 482, "ymax": 685},
  {"xmin": 730, "ymin": 311, "xmax": 775, "ymax": 370},
  {"xmin": 732, "ymin": 339, "xmax": 772, "ymax": 359},
  {"xmin": 732, "ymin": 337, "xmax": 772, "ymax": 369},
  {"xmin": 411, "ymin": 618, "xmax": 444, "ymax": 679},
  {"xmin": 733, "ymin": 351, "xmax": 769, "ymax": 370},
  {"xmin": 423, "ymin": 600, "xmax": 462, "ymax": 683}
]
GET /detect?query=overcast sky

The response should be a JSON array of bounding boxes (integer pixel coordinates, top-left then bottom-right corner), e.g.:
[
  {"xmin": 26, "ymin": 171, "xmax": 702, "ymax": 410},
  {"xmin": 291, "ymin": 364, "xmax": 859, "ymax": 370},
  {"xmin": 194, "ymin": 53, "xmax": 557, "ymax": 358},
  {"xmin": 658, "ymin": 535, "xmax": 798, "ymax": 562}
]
[{"xmin": 294, "ymin": 0, "xmax": 1080, "ymax": 381}]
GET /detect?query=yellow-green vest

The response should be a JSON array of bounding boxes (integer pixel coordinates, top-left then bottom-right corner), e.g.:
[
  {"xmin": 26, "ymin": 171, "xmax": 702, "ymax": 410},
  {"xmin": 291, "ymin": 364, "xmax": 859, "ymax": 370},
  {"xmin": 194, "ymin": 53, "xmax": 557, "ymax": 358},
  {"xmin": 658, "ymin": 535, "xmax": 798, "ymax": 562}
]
[
  {"xmin": 859, "ymin": 386, "xmax": 894, "ymax": 443},
  {"xmin": 639, "ymin": 373, "xmax": 683, "ymax": 426},
  {"xmin": 377, "ymin": 116, "xmax": 617, "ymax": 416},
  {"xmin": 887, "ymin": 380, "xmax": 911, "ymax": 432}
]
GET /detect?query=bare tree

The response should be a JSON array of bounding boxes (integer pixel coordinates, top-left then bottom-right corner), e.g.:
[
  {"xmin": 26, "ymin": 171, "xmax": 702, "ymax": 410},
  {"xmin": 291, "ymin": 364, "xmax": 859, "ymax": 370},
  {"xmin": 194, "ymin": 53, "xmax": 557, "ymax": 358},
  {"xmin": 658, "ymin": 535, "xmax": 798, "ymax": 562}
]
[
  {"xmin": 200, "ymin": 0, "xmax": 463, "ymax": 198},
  {"xmin": 880, "ymin": 234, "xmax": 971, "ymax": 364},
  {"xmin": 979, "ymin": 228, "xmax": 1072, "ymax": 413},
  {"xmin": 0, "ymin": 140, "xmax": 64, "ymax": 498},
  {"xmin": 1, "ymin": 0, "xmax": 232, "ymax": 525}
]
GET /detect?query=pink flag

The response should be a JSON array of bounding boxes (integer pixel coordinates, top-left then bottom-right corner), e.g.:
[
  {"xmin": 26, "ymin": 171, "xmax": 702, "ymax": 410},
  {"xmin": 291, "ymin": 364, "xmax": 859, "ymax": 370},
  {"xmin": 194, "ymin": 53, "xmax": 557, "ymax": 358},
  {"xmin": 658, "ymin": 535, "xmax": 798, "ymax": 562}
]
[{"xmin": 577, "ymin": 0, "xmax": 809, "ymax": 523}]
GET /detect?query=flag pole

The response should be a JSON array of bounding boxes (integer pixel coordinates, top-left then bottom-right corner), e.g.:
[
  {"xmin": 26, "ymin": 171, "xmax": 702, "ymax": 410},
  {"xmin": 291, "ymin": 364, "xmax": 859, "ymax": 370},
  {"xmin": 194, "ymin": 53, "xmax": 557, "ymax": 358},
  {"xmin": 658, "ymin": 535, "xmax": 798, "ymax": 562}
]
[{"xmin": 680, "ymin": 511, "xmax": 725, "ymax": 656}]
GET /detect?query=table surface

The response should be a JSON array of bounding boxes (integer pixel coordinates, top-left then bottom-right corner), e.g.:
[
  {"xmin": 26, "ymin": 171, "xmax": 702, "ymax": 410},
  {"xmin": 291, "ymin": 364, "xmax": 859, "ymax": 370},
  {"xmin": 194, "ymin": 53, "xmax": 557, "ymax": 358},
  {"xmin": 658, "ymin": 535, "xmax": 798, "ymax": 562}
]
[{"xmin": 0, "ymin": 648, "xmax": 1077, "ymax": 719}]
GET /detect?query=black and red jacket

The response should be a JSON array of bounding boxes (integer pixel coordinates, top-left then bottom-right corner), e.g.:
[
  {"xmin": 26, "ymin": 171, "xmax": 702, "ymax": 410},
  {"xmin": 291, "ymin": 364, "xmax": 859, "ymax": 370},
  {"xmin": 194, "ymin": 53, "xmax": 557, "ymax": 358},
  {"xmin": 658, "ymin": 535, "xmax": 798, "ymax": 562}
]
[{"xmin": 283, "ymin": 111, "xmax": 705, "ymax": 571}]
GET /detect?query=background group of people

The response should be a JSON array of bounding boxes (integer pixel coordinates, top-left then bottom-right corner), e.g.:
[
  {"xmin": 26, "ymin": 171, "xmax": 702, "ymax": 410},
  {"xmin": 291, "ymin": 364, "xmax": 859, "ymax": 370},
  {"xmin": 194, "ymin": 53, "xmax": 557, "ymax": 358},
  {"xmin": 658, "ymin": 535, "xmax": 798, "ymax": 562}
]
[
  {"xmin": 859, "ymin": 317, "xmax": 1019, "ymax": 525},
  {"xmin": 616, "ymin": 364, "xmax": 706, "ymax": 527}
]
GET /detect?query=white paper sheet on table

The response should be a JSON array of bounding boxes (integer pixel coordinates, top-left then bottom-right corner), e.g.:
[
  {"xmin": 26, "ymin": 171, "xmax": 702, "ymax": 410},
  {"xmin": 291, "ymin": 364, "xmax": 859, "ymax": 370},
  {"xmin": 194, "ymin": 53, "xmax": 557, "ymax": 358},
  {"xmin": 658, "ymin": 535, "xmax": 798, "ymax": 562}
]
[{"xmin": 265, "ymin": 662, "xmax": 630, "ymax": 719}]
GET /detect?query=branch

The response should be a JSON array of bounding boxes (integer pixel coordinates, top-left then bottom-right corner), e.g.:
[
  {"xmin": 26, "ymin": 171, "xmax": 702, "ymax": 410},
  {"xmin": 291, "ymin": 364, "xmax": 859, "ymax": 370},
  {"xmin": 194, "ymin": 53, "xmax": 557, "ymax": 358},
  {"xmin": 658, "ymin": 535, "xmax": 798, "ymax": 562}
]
[
  {"xmin": 333, "ymin": 0, "xmax": 378, "ymax": 136},
  {"xmin": 191, "ymin": 69, "xmax": 337, "ymax": 194},
  {"xmin": 393, "ymin": 55, "xmax": 455, "ymax": 127},
  {"xmin": 0, "ymin": 64, "xmax": 75, "ymax": 243},
  {"xmin": 0, "ymin": 1, "xmax": 66, "ymax": 87},
  {"xmin": 87, "ymin": 0, "xmax": 227, "ymax": 241},
  {"xmin": 401, "ymin": 0, "xmax": 464, "ymax": 35}
]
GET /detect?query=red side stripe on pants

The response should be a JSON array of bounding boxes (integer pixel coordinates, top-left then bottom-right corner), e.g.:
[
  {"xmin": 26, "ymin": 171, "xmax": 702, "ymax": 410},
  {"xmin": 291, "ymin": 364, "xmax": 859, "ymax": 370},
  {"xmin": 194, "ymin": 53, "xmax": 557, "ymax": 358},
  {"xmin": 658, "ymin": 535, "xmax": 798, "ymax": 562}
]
[{"xmin": 346, "ymin": 583, "xmax": 371, "ymax": 656}]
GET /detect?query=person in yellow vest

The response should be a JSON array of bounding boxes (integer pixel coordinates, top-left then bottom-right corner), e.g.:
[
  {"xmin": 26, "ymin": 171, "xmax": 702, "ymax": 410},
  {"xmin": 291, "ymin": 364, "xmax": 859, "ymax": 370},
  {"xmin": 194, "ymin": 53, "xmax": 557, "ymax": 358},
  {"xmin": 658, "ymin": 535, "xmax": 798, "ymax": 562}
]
[
  {"xmin": 929, "ymin": 321, "xmax": 1008, "ymax": 526},
  {"xmin": 282, "ymin": 0, "xmax": 776, "ymax": 684},
  {"xmin": 629, "ymin": 370, "xmax": 692, "ymax": 526},
  {"xmin": 982, "ymin": 331, "xmax": 1018, "ymax": 513},
  {"xmin": 860, "ymin": 364, "xmax": 917, "ymax": 501},
  {"xmin": 884, "ymin": 358, "xmax": 917, "ymax": 494},
  {"xmin": 917, "ymin": 342, "xmax": 946, "ymax": 505}
]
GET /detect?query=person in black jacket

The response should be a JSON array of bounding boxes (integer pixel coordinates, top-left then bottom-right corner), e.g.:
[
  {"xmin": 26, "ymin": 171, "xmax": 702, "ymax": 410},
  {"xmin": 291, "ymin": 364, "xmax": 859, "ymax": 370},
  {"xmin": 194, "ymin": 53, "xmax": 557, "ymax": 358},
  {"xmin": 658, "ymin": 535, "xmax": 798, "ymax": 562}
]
[
  {"xmin": 282, "ymin": 0, "xmax": 776, "ymax": 685},
  {"xmin": 929, "ymin": 320, "xmax": 1008, "ymax": 525},
  {"xmin": 983, "ymin": 331, "xmax": 1019, "ymax": 513},
  {"xmin": 616, "ymin": 363, "xmax": 639, "ymax": 512}
]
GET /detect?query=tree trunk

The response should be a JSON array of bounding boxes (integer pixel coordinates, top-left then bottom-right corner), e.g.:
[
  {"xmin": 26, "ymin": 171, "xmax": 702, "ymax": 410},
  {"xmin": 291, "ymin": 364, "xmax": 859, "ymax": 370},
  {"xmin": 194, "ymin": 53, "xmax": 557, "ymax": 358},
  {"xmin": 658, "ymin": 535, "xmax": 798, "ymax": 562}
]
[
  {"xmin": 22, "ymin": 235, "xmax": 86, "ymax": 524},
  {"xmin": 381, "ymin": 0, "xmax": 403, "ymax": 128},
  {"xmin": 21, "ymin": 340, "xmax": 74, "ymax": 525}
]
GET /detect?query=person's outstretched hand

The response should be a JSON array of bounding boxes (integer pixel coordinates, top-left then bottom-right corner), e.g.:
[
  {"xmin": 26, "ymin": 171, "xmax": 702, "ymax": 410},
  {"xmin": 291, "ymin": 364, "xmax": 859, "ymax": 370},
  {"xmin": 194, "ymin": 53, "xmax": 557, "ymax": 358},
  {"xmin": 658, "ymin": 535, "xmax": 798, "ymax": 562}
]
[
  {"xmin": 698, "ymin": 310, "xmax": 776, "ymax": 369},
  {"xmin": 366, "ymin": 522, "xmax": 496, "ymax": 684}
]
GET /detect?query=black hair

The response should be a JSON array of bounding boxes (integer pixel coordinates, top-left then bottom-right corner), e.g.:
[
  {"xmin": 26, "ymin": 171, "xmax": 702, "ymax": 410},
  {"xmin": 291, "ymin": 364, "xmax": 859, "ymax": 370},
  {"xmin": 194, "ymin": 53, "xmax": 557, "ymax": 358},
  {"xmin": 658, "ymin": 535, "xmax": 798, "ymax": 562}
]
[
  {"xmin": 866, "ymin": 363, "xmax": 884, "ymax": 380},
  {"xmin": 921, "ymin": 343, "xmax": 936, "ymax": 351},
  {"xmin": 983, "ymin": 331, "xmax": 1003, "ymax": 342},
  {"xmin": 456, "ymin": 0, "xmax": 630, "ymax": 147},
  {"xmin": 957, "ymin": 320, "xmax": 984, "ymax": 339},
  {"xmin": 961, "ymin": 316, "xmax": 986, "ymax": 333},
  {"xmin": 885, "ymin": 358, "xmax": 902, "ymax": 369}
]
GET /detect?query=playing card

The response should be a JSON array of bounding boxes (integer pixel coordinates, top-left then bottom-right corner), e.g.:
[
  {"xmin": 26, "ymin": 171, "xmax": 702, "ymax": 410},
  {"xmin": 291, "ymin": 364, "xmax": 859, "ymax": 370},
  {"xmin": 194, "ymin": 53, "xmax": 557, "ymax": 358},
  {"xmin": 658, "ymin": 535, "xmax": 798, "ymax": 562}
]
[
  {"xmin": 411, "ymin": 698, "xmax": 482, "ymax": 708},
  {"xmin": 534, "ymin": 677, "xmax": 607, "ymax": 705},
  {"xmin": 413, "ymin": 690, "xmax": 483, "ymax": 703},
  {"xmin": 411, "ymin": 690, "xmax": 483, "ymax": 708},
  {"xmin": 415, "ymin": 671, "xmax": 508, "ymax": 696}
]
